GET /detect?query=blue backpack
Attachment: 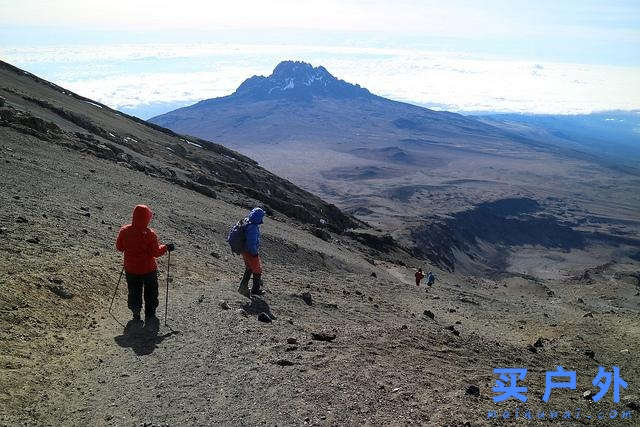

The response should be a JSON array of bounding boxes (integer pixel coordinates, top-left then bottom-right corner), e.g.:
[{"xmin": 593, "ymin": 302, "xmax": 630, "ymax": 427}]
[{"xmin": 227, "ymin": 218, "xmax": 249, "ymax": 254}]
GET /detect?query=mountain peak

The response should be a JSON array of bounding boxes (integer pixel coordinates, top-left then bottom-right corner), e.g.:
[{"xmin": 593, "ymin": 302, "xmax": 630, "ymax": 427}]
[
  {"xmin": 233, "ymin": 60, "xmax": 371, "ymax": 101},
  {"xmin": 272, "ymin": 60, "xmax": 321, "ymax": 76}
]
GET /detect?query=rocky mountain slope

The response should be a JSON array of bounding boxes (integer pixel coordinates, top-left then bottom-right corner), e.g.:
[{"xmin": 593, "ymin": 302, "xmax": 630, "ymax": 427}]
[
  {"xmin": 1, "ymin": 61, "xmax": 639, "ymax": 426},
  {"xmin": 0, "ymin": 60, "xmax": 365, "ymax": 233}
]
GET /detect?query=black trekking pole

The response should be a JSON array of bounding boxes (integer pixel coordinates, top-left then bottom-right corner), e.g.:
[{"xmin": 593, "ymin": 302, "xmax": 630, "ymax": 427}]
[
  {"xmin": 164, "ymin": 250, "xmax": 171, "ymax": 326},
  {"xmin": 109, "ymin": 267, "xmax": 124, "ymax": 315},
  {"xmin": 108, "ymin": 267, "xmax": 125, "ymax": 326}
]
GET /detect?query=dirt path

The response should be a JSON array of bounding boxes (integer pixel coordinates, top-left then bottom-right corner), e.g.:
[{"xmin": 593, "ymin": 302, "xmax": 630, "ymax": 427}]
[{"xmin": 20, "ymin": 257, "xmax": 640, "ymax": 426}]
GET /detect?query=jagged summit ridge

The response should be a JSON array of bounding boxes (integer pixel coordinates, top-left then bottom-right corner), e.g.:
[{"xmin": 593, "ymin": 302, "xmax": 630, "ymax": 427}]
[
  {"xmin": 233, "ymin": 60, "xmax": 372, "ymax": 101},
  {"xmin": 271, "ymin": 61, "xmax": 330, "ymax": 86}
]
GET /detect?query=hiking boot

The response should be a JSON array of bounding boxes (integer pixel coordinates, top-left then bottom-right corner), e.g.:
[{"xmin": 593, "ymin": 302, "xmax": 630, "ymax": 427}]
[
  {"xmin": 238, "ymin": 269, "xmax": 251, "ymax": 298},
  {"xmin": 251, "ymin": 276, "xmax": 264, "ymax": 296}
]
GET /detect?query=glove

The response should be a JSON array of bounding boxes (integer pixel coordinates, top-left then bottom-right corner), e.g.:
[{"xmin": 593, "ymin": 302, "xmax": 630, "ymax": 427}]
[{"xmin": 166, "ymin": 243, "xmax": 175, "ymax": 252}]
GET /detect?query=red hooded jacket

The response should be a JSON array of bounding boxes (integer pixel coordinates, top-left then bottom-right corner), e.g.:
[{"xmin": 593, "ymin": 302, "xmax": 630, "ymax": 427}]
[{"xmin": 116, "ymin": 205, "xmax": 167, "ymax": 275}]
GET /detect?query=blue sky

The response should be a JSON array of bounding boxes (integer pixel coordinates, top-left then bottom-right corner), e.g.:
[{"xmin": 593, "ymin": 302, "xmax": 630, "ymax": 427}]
[{"xmin": 1, "ymin": 0, "xmax": 638, "ymax": 118}]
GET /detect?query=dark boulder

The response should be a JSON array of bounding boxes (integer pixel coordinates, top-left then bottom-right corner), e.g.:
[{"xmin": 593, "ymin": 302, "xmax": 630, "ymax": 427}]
[
  {"xmin": 311, "ymin": 332, "xmax": 336, "ymax": 342},
  {"xmin": 465, "ymin": 385, "xmax": 480, "ymax": 396},
  {"xmin": 301, "ymin": 292, "xmax": 313, "ymax": 306}
]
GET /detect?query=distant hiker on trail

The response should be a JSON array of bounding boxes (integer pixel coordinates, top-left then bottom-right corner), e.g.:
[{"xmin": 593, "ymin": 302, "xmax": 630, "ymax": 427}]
[
  {"xmin": 116, "ymin": 205, "xmax": 175, "ymax": 322},
  {"xmin": 227, "ymin": 207, "xmax": 266, "ymax": 298},
  {"xmin": 426, "ymin": 271, "xmax": 436, "ymax": 288},
  {"xmin": 415, "ymin": 268, "xmax": 425, "ymax": 286}
]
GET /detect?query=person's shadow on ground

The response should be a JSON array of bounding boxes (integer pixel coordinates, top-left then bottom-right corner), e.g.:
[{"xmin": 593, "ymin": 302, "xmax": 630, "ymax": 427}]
[
  {"xmin": 242, "ymin": 295, "xmax": 276, "ymax": 320},
  {"xmin": 114, "ymin": 318, "xmax": 179, "ymax": 356}
]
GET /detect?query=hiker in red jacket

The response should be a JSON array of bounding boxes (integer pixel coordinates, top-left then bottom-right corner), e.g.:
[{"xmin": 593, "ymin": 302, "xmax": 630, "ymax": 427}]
[
  {"xmin": 415, "ymin": 268, "xmax": 425, "ymax": 286},
  {"xmin": 116, "ymin": 205, "xmax": 174, "ymax": 322}
]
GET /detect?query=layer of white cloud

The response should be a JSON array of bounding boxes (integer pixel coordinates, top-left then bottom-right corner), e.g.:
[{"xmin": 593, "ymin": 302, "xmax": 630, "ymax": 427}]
[{"xmin": 3, "ymin": 43, "xmax": 639, "ymax": 115}]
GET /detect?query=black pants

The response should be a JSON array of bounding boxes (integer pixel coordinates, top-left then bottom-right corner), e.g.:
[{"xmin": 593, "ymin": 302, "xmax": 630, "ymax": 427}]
[{"xmin": 126, "ymin": 270, "xmax": 159, "ymax": 317}]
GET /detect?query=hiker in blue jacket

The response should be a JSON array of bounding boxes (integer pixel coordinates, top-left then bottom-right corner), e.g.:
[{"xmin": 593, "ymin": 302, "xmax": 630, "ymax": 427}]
[
  {"xmin": 426, "ymin": 271, "xmax": 436, "ymax": 288},
  {"xmin": 238, "ymin": 207, "xmax": 265, "ymax": 297}
]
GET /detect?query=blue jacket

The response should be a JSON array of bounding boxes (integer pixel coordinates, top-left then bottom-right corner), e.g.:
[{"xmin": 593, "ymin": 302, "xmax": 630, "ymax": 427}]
[{"xmin": 244, "ymin": 208, "xmax": 264, "ymax": 255}]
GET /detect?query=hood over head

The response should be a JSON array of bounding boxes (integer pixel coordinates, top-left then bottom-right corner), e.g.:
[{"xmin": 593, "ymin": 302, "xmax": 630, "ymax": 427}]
[
  {"xmin": 248, "ymin": 207, "xmax": 265, "ymax": 224},
  {"xmin": 132, "ymin": 204, "xmax": 153, "ymax": 228}
]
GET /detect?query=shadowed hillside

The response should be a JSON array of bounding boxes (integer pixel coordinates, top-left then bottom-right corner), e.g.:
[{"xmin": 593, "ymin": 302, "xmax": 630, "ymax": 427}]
[{"xmin": 0, "ymin": 60, "xmax": 363, "ymax": 233}]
